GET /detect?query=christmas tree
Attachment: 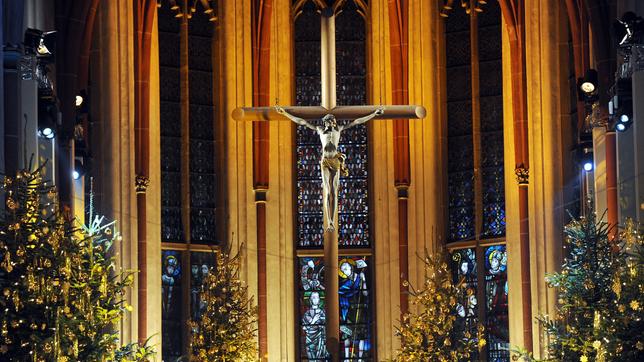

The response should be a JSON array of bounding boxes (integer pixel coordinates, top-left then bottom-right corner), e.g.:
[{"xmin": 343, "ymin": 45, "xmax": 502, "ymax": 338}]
[
  {"xmin": 0, "ymin": 166, "xmax": 153, "ymax": 361},
  {"xmin": 514, "ymin": 211, "xmax": 643, "ymax": 362},
  {"xmin": 393, "ymin": 249, "xmax": 485, "ymax": 362},
  {"xmin": 189, "ymin": 246, "xmax": 257, "ymax": 361},
  {"xmin": 63, "ymin": 185, "xmax": 154, "ymax": 361}
]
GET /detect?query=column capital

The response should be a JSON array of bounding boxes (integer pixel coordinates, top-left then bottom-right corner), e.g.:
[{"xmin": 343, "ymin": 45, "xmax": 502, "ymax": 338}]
[
  {"xmin": 515, "ymin": 165, "xmax": 529, "ymax": 186},
  {"xmin": 395, "ymin": 184, "xmax": 410, "ymax": 199},
  {"xmin": 254, "ymin": 188, "xmax": 268, "ymax": 203},
  {"xmin": 135, "ymin": 174, "xmax": 150, "ymax": 194}
]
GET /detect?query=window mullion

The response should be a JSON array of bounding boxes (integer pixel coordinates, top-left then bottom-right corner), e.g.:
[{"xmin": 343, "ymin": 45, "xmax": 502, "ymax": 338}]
[
  {"xmin": 470, "ymin": 3, "xmax": 483, "ymax": 243},
  {"xmin": 470, "ymin": 4, "xmax": 490, "ymax": 360}
]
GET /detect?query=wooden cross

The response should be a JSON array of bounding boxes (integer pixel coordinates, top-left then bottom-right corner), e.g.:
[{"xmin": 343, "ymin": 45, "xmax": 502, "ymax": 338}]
[{"xmin": 233, "ymin": 10, "xmax": 425, "ymax": 362}]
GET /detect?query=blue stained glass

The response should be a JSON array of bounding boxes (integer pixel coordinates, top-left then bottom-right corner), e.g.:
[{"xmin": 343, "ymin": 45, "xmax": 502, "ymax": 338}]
[
  {"xmin": 295, "ymin": 4, "xmax": 370, "ymax": 249},
  {"xmin": 189, "ymin": 252, "xmax": 216, "ymax": 321},
  {"xmin": 451, "ymin": 248, "xmax": 480, "ymax": 359},
  {"xmin": 298, "ymin": 256, "xmax": 372, "ymax": 361},
  {"xmin": 482, "ymin": 164, "xmax": 506, "ymax": 238},
  {"xmin": 299, "ymin": 256, "xmax": 327, "ymax": 361},
  {"xmin": 162, "ymin": 250, "xmax": 183, "ymax": 360},
  {"xmin": 448, "ymin": 169, "xmax": 475, "ymax": 241},
  {"xmin": 485, "ymin": 245, "xmax": 509, "ymax": 360}
]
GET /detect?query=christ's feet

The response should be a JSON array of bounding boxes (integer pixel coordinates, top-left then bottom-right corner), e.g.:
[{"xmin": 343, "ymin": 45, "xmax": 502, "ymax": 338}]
[{"xmin": 326, "ymin": 223, "xmax": 335, "ymax": 233}]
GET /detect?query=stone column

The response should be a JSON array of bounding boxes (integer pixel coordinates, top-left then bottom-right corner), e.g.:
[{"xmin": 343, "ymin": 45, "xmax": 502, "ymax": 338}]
[
  {"xmin": 517, "ymin": 0, "xmax": 573, "ymax": 357},
  {"xmin": 368, "ymin": 1, "xmax": 400, "ymax": 358},
  {"xmin": 93, "ymin": 0, "xmax": 138, "ymax": 347}
]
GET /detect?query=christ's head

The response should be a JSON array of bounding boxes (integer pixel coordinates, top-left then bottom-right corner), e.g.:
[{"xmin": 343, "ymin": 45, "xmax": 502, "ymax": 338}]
[{"xmin": 322, "ymin": 114, "xmax": 337, "ymax": 129}]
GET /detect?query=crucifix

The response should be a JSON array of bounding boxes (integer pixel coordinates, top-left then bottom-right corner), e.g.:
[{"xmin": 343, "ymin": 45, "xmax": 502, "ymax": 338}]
[{"xmin": 233, "ymin": 8, "xmax": 425, "ymax": 361}]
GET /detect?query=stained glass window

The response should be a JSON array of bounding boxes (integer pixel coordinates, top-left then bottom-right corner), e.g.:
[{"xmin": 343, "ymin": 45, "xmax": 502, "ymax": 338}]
[
  {"xmin": 159, "ymin": 4, "xmax": 183, "ymax": 243},
  {"xmin": 298, "ymin": 256, "xmax": 372, "ymax": 361},
  {"xmin": 451, "ymin": 248, "xmax": 480, "ymax": 359},
  {"xmin": 295, "ymin": 2, "xmax": 370, "ymax": 249},
  {"xmin": 478, "ymin": 3, "xmax": 506, "ymax": 238},
  {"xmin": 189, "ymin": 251, "xmax": 217, "ymax": 321},
  {"xmin": 484, "ymin": 245, "xmax": 509, "ymax": 360},
  {"xmin": 161, "ymin": 250, "xmax": 183, "ymax": 360},
  {"xmin": 294, "ymin": 2, "xmax": 373, "ymax": 360},
  {"xmin": 444, "ymin": 1, "xmax": 509, "ymax": 360},
  {"xmin": 159, "ymin": 3, "xmax": 220, "ymax": 361},
  {"xmin": 161, "ymin": 250, "xmax": 217, "ymax": 361},
  {"xmin": 299, "ymin": 257, "xmax": 327, "ymax": 360},
  {"xmin": 446, "ymin": 6, "xmax": 475, "ymax": 242}
]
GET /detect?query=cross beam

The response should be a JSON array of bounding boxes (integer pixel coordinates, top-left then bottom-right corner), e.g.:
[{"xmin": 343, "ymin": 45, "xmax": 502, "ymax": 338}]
[{"xmin": 231, "ymin": 105, "xmax": 426, "ymax": 122}]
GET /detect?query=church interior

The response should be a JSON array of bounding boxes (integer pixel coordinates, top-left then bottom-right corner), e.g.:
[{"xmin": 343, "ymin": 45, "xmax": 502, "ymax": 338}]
[{"xmin": 1, "ymin": 0, "xmax": 643, "ymax": 361}]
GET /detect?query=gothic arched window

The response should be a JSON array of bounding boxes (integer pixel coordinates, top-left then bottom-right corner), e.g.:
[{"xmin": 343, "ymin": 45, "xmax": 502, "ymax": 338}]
[
  {"xmin": 158, "ymin": 3, "xmax": 222, "ymax": 360},
  {"xmin": 442, "ymin": 1, "xmax": 509, "ymax": 360},
  {"xmin": 293, "ymin": 1, "xmax": 374, "ymax": 360}
]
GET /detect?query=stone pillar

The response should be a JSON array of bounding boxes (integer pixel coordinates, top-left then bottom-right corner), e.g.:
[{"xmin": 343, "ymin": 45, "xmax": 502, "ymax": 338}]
[
  {"xmin": 407, "ymin": 0, "xmax": 445, "ymax": 305},
  {"xmin": 93, "ymin": 0, "xmax": 138, "ymax": 347},
  {"xmin": 146, "ymin": 7, "xmax": 162, "ymax": 359},
  {"xmin": 523, "ymin": 0, "xmax": 572, "ymax": 357},
  {"xmin": 368, "ymin": 1, "xmax": 400, "ymax": 358}
]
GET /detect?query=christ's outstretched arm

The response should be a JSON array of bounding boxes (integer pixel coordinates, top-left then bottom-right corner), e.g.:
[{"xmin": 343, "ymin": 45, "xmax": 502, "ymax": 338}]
[
  {"xmin": 341, "ymin": 107, "xmax": 384, "ymax": 130},
  {"xmin": 275, "ymin": 106, "xmax": 317, "ymax": 131}
]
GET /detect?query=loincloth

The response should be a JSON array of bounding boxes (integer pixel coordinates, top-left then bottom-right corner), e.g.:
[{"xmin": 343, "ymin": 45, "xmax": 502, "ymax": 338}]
[{"xmin": 321, "ymin": 152, "xmax": 349, "ymax": 176}]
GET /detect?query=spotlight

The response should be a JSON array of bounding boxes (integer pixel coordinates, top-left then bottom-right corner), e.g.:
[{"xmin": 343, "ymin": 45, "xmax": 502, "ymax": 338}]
[
  {"xmin": 580, "ymin": 69, "xmax": 598, "ymax": 94},
  {"xmin": 23, "ymin": 28, "xmax": 56, "ymax": 58},
  {"xmin": 39, "ymin": 126, "xmax": 55, "ymax": 139},
  {"xmin": 614, "ymin": 12, "xmax": 644, "ymax": 46},
  {"xmin": 615, "ymin": 122, "xmax": 629, "ymax": 132},
  {"xmin": 75, "ymin": 89, "xmax": 88, "ymax": 114},
  {"xmin": 75, "ymin": 95, "xmax": 84, "ymax": 107},
  {"xmin": 578, "ymin": 69, "xmax": 598, "ymax": 102},
  {"xmin": 38, "ymin": 101, "xmax": 57, "ymax": 139},
  {"xmin": 576, "ymin": 135, "xmax": 594, "ymax": 172},
  {"xmin": 73, "ymin": 160, "xmax": 85, "ymax": 180},
  {"xmin": 614, "ymin": 78, "xmax": 633, "ymax": 126}
]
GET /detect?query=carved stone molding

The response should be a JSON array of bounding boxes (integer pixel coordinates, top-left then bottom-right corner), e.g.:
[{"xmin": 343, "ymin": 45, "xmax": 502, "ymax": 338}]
[
  {"xmin": 254, "ymin": 188, "xmax": 268, "ymax": 203},
  {"xmin": 515, "ymin": 166, "xmax": 529, "ymax": 186},
  {"xmin": 135, "ymin": 174, "xmax": 150, "ymax": 194}
]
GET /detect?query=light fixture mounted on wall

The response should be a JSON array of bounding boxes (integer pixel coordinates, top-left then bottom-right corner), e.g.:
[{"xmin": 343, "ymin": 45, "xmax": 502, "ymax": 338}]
[
  {"xmin": 609, "ymin": 78, "xmax": 633, "ymax": 132},
  {"xmin": 576, "ymin": 134, "xmax": 594, "ymax": 172},
  {"xmin": 23, "ymin": 28, "xmax": 56, "ymax": 59},
  {"xmin": 73, "ymin": 159, "xmax": 86, "ymax": 180},
  {"xmin": 578, "ymin": 69, "xmax": 599, "ymax": 102},
  {"xmin": 38, "ymin": 99, "xmax": 58, "ymax": 139},
  {"xmin": 614, "ymin": 11, "xmax": 644, "ymax": 47}
]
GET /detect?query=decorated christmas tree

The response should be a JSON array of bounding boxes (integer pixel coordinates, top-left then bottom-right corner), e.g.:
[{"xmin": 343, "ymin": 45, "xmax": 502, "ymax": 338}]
[
  {"xmin": 514, "ymin": 211, "xmax": 643, "ymax": 362},
  {"xmin": 189, "ymin": 246, "xmax": 257, "ymax": 361},
  {"xmin": 63, "ymin": 185, "xmax": 154, "ymax": 361},
  {"xmin": 0, "ymin": 166, "xmax": 153, "ymax": 361},
  {"xmin": 0, "ymin": 167, "xmax": 67, "ymax": 360},
  {"xmin": 393, "ymin": 249, "xmax": 485, "ymax": 362}
]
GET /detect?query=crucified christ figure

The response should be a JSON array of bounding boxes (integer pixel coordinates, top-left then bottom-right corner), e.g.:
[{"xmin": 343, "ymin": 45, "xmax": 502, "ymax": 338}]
[{"xmin": 276, "ymin": 106, "xmax": 384, "ymax": 233}]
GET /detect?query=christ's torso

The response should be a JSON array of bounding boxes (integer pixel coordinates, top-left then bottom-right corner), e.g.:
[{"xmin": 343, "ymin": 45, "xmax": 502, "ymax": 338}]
[{"xmin": 318, "ymin": 126, "xmax": 341, "ymax": 158}]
